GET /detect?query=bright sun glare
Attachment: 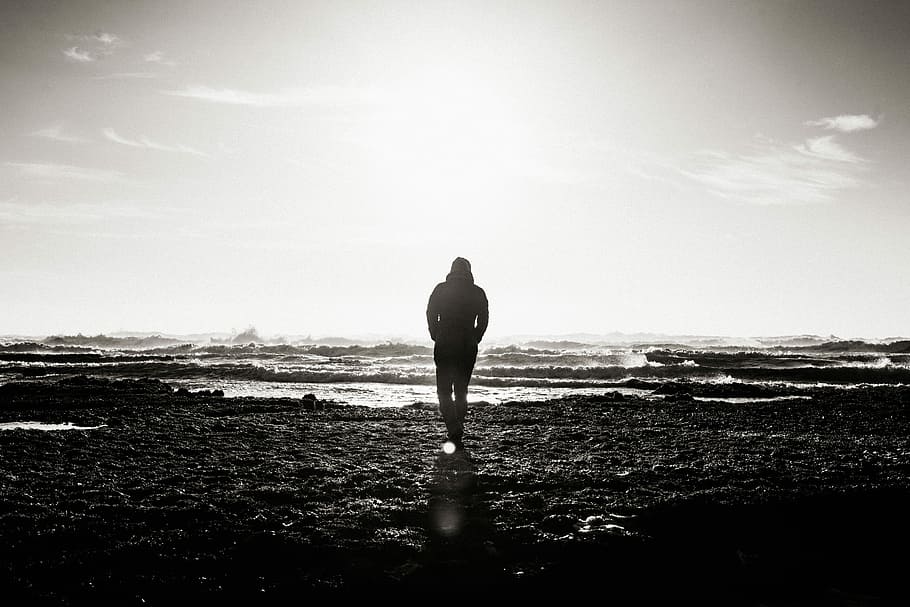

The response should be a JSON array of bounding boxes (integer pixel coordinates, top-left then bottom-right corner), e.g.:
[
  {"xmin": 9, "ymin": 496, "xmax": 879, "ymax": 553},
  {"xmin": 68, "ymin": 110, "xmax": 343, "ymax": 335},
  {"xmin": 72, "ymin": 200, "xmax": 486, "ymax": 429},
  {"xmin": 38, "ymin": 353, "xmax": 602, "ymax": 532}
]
[{"xmin": 361, "ymin": 74, "xmax": 529, "ymax": 230}]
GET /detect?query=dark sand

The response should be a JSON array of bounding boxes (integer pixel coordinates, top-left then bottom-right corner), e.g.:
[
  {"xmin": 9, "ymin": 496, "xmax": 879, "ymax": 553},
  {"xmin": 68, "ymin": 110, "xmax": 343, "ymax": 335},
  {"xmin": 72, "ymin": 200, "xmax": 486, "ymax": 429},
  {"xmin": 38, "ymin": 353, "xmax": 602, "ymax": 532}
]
[{"xmin": 1, "ymin": 377, "xmax": 909, "ymax": 605}]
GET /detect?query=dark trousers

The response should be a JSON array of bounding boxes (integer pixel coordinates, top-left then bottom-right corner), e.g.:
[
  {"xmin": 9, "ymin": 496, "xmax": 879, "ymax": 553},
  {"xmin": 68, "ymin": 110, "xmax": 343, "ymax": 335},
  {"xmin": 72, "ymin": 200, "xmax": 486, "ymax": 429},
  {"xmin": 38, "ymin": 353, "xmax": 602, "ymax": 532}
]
[{"xmin": 434, "ymin": 335, "xmax": 478, "ymax": 440}]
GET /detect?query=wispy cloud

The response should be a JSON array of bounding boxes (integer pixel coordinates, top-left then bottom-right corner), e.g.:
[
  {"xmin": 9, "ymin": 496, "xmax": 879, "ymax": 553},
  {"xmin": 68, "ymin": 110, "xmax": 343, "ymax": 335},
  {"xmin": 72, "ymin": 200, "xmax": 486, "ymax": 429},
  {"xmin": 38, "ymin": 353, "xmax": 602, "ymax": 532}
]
[
  {"xmin": 162, "ymin": 86, "xmax": 286, "ymax": 106},
  {"xmin": 679, "ymin": 113, "xmax": 878, "ymax": 205},
  {"xmin": 805, "ymin": 114, "xmax": 880, "ymax": 132},
  {"xmin": 91, "ymin": 32, "xmax": 122, "ymax": 47},
  {"xmin": 681, "ymin": 136, "xmax": 867, "ymax": 205},
  {"xmin": 795, "ymin": 135, "xmax": 865, "ymax": 163},
  {"xmin": 143, "ymin": 50, "xmax": 176, "ymax": 66},
  {"xmin": 102, "ymin": 128, "xmax": 209, "ymax": 157},
  {"xmin": 0, "ymin": 199, "xmax": 180, "ymax": 229},
  {"xmin": 160, "ymin": 85, "xmax": 384, "ymax": 107},
  {"xmin": 63, "ymin": 47, "xmax": 94, "ymax": 63},
  {"xmin": 5, "ymin": 162, "xmax": 124, "ymax": 183},
  {"xmin": 62, "ymin": 32, "xmax": 123, "ymax": 63},
  {"xmin": 67, "ymin": 32, "xmax": 123, "ymax": 48},
  {"xmin": 92, "ymin": 72, "xmax": 160, "ymax": 80},
  {"xmin": 28, "ymin": 124, "xmax": 87, "ymax": 144}
]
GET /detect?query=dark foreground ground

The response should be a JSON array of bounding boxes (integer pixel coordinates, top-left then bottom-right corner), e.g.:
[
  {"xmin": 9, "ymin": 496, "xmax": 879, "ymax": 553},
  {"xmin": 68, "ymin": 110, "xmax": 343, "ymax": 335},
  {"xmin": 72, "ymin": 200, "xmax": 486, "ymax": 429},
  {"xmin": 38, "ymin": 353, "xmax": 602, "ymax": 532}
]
[{"xmin": 1, "ymin": 377, "xmax": 909, "ymax": 605}]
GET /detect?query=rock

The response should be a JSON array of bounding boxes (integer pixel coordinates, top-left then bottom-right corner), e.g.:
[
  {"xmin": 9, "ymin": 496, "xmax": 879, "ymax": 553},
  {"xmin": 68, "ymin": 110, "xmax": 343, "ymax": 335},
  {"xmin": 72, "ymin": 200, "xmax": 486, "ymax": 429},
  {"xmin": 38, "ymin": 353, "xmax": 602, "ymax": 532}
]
[
  {"xmin": 189, "ymin": 388, "xmax": 225, "ymax": 398},
  {"xmin": 301, "ymin": 393, "xmax": 322, "ymax": 410},
  {"xmin": 654, "ymin": 381, "xmax": 695, "ymax": 395},
  {"xmin": 539, "ymin": 513, "xmax": 576, "ymax": 533}
]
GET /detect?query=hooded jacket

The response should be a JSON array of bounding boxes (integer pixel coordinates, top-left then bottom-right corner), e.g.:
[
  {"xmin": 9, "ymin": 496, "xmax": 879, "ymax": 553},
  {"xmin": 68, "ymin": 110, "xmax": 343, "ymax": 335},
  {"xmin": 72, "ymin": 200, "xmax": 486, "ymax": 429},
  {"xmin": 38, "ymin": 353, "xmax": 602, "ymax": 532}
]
[{"xmin": 426, "ymin": 257, "xmax": 489, "ymax": 345}]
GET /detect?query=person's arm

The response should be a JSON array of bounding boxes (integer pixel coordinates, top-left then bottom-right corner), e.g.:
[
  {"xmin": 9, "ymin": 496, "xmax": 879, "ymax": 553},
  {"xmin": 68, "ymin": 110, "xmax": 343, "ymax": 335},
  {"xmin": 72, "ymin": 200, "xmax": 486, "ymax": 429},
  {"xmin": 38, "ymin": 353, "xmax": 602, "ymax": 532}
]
[
  {"xmin": 474, "ymin": 287, "xmax": 489, "ymax": 344},
  {"xmin": 426, "ymin": 285, "xmax": 441, "ymax": 341}
]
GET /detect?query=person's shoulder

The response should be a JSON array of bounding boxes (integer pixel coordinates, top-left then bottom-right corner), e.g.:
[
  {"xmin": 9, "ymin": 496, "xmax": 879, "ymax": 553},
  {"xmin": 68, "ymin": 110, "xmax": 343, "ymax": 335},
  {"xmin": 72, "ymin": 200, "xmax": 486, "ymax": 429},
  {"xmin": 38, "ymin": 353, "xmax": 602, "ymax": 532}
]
[{"xmin": 474, "ymin": 284, "xmax": 488, "ymax": 299}]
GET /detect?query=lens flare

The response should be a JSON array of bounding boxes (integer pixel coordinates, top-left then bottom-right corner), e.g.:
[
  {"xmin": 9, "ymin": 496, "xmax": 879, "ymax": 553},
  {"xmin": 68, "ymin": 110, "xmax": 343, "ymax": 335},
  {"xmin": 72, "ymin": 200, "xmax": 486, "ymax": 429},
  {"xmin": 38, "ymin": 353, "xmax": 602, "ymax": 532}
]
[
  {"xmin": 431, "ymin": 502, "xmax": 463, "ymax": 537},
  {"xmin": 442, "ymin": 441, "xmax": 456, "ymax": 455}
]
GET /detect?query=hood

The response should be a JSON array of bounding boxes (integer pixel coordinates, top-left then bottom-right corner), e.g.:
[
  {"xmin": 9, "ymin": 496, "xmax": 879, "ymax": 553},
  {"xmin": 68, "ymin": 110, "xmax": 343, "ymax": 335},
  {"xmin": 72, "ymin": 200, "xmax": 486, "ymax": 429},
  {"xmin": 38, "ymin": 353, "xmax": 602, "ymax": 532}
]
[{"xmin": 446, "ymin": 256, "xmax": 474, "ymax": 283}]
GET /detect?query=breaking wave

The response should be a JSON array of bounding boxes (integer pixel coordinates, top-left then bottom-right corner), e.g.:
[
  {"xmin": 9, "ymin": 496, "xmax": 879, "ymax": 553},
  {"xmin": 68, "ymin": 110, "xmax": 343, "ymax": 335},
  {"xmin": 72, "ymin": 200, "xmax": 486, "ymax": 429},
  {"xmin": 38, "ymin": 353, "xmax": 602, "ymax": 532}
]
[{"xmin": 4, "ymin": 340, "xmax": 910, "ymax": 399}]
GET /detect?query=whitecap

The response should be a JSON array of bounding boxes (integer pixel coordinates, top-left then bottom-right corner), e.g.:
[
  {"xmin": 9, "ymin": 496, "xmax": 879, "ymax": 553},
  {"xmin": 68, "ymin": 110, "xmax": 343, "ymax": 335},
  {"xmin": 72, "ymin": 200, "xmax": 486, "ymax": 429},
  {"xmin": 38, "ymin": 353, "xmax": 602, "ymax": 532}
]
[{"xmin": 0, "ymin": 421, "xmax": 106, "ymax": 431}]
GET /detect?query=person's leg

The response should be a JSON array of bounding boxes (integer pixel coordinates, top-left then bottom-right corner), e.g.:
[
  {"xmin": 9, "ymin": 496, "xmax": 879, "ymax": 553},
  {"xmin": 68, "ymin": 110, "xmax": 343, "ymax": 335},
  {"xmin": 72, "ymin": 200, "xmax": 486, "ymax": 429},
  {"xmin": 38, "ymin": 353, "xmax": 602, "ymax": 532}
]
[
  {"xmin": 452, "ymin": 367, "xmax": 468, "ymax": 437},
  {"xmin": 452, "ymin": 341, "xmax": 478, "ymax": 439},
  {"xmin": 435, "ymin": 355, "xmax": 459, "ymax": 440}
]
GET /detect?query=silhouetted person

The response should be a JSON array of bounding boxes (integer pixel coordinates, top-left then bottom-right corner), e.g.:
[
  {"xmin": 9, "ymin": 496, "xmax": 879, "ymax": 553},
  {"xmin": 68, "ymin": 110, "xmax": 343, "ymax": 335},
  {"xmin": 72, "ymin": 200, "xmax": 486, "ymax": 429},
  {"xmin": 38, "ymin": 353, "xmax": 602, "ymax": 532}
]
[{"xmin": 426, "ymin": 257, "xmax": 489, "ymax": 446}]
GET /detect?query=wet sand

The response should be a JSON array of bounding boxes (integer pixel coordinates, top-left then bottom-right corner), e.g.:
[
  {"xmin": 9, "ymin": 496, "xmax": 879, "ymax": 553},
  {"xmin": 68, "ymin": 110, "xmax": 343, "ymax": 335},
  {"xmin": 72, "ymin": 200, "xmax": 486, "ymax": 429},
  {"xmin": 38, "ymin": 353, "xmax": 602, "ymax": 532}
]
[{"xmin": 1, "ymin": 377, "xmax": 909, "ymax": 604}]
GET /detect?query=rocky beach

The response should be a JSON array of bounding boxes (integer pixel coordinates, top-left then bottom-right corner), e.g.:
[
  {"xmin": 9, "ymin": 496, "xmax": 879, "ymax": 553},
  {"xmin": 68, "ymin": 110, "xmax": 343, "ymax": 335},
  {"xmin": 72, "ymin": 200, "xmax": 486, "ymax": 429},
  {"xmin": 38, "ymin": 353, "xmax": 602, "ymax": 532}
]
[
  {"xmin": 4, "ymin": 1, "xmax": 909, "ymax": 604},
  {"xmin": 1, "ymin": 376, "xmax": 908, "ymax": 605}
]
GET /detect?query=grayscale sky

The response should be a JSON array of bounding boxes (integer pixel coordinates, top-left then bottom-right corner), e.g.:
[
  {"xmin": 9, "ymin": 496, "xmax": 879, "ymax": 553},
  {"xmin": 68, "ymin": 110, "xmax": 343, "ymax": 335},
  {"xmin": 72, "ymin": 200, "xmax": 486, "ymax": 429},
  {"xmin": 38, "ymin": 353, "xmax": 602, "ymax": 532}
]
[{"xmin": 1, "ymin": 0, "xmax": 908, "ymax": 339}]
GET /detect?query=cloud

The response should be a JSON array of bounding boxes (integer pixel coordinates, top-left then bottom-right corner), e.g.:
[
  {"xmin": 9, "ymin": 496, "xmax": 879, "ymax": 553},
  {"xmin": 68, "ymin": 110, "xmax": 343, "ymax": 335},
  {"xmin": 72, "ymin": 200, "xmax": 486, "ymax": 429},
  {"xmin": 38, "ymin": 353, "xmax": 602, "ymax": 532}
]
[
  {"xmin": 5, "ymin": 162, "xmax": 124, "ymax": 183},
  {"xmin": 67, "ymin": 32, "xmax": 123, "ymax": 49},
  {"xmin": 92, "ymin": 32, "xmax": 122, "ymax": 47},
  {"xmin": 63, "ymin": 47, "xmax": 94, "ymax": 62},
  {"xmin": 29, "ymin": 124, "xmax": 87, "ymax": 144},
  {"xmin": 102, "ymin": 128, "xmax": 209, "ymax": 157},
  {"xmin": 160, "ymin": 85, "xmax": 384, "ymax": 107},
  {"xmin": 162, "ymin": 86, "xmax": 287, "ymax": 106},
  {"xmin": 0, "ymin": 199, "xmax": 180, "ymax": 229},
  {"xmin": 680, "ymin": 134, "xmax": 868, "ymax": 205},
  {"xmin": 143, "ymin": 51, "xmax": 176, "ymax": 66},
  {"xmin": 796, "ymin": 135, "xmax": 864, "ymax": 163},
  {"xmin": 62, "ymin": 32, "xmax": 123, "ymax": 62},
  {"xmin": 805, "ymin": 114, "xmax": 880, "ymax": 132}
]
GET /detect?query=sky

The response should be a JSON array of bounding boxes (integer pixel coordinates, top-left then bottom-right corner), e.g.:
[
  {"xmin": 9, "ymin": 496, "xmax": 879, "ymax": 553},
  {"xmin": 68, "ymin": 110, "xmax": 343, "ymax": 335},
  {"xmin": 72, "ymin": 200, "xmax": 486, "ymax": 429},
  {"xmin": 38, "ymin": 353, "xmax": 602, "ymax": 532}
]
[{"xmin": 1, "ymin": 0, "xmax": 909, "ymax": 340}]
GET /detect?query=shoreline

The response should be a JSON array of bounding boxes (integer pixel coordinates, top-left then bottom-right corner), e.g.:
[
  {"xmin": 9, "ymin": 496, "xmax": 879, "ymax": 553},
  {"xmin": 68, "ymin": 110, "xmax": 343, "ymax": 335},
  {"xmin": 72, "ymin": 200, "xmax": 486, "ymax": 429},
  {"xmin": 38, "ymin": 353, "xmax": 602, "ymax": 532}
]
[{"xmin": 1, "ymin": 378, "xmax": 908, "ymax": 603}]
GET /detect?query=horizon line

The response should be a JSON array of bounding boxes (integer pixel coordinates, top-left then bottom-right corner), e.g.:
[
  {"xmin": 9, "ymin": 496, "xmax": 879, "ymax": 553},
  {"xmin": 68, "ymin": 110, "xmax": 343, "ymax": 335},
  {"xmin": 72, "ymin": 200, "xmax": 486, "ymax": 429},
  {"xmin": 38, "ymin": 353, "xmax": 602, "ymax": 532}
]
[{"xmin": 1, "ymin": 329, "xmax": 907, "ymax": 343}]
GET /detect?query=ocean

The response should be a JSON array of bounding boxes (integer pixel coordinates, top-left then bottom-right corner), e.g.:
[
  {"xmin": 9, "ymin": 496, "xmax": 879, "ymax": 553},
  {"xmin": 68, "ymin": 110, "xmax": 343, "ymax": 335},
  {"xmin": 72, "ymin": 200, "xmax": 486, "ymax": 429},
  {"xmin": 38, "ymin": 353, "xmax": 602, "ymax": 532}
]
[{"xmin": 2, "ymin": 337, "xmax": 909, "ymax": 407}]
